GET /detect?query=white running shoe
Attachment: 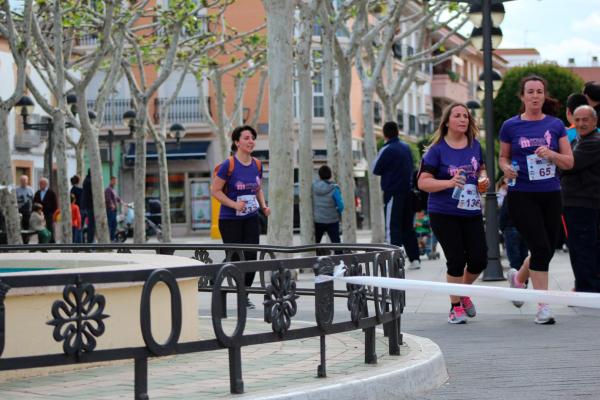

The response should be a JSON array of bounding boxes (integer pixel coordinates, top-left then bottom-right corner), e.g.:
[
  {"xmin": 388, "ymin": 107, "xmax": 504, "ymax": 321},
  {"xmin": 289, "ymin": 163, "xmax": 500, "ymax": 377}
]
[
  {"xmin": 534, "ymin": 303, "xmax": 556, "ymax": 325},
  {"xmin": 507, "ymin": 268, "xmax": 525, "ymax": 308},
  {"xmin": 409, "ymin": 260, "xmax": 421, "ymax": 270}
]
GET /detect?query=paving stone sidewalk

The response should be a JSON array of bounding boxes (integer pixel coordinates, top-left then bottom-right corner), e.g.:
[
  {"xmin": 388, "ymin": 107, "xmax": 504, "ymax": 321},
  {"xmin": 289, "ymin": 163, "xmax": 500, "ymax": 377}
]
[{"xmin": 0, "ymin": 318, "xmax": 419, "ymax": 400}]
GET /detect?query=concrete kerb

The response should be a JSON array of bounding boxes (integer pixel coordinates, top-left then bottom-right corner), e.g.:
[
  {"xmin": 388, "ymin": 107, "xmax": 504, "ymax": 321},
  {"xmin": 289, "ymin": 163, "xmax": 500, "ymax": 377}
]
[{"xmin": 237, "ymin": 320, "xmax": 448, "ymax": 400}]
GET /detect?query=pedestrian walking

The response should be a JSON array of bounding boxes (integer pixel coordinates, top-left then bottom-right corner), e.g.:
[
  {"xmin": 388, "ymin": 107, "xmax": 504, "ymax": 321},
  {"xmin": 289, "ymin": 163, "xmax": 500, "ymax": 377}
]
[
  {"xmin": 564, "ymin": 93, "xmax": 589, "ymax": 144},
  {"xmin": 312, "ymin": 165, "xmax": 344, "ymax": 251},
  {"xmin": 583, "ymin": 81, "xmax": 600, "ymax": 128},
  {"xmin": 105, "ymin": 176, "xmax": 121, "ymax": 242},
  {"xmin": 81, "ymin": 170, "xmax": 95, "ymax": 243},
  {"xmin": 211, "ymin": 125, "xmax": 270, "ymax": 309},
  {"xmin": 372, "ymin": 121, "xmax": 421, "ymax": 270},
  {"xmin": 33, "ymin": 177, "xmax": 58, "ymax": 243},
  {"xmin": 560, "ymin": 105, "xmax": 600, "ymax": 293},
  {"xmin": 498, "ymin": 178, "xmax": 529, "ymax": 275},
  {"xmin": 70, "ymin": 174, "xmax": 83, "ymax": 209},
  {"xmin": 16, "ymin": 175, "xmax": 34, "ymax": 237},
  {"xmin": 499, "ymin": 75, "xmax": 574, "ymax": 324},
  {"xmin": 418, "ymin": 102, "xmax": 489, "ymax": 324}
]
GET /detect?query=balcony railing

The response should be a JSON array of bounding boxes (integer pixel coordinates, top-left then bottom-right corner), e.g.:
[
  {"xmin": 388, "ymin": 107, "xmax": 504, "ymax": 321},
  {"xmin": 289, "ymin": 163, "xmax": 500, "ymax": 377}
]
[
  {"xmin": 154, "ymin": 97, "xmax": 207, "ymax": 124},
  {"xmin": 87, "ymin": 98, "xmax": 133, "ymax": 127}
]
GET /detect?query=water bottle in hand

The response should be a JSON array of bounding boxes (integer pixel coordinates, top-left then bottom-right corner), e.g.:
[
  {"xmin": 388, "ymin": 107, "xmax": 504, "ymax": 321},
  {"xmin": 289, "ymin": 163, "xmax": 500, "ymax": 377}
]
[
  {"xmin": 452, "ymin": 171, "xmax": 467, "ymax": 200},
  {"xmin": 507, "ymin": 160, "xmax": 519, "ymax": 187}
]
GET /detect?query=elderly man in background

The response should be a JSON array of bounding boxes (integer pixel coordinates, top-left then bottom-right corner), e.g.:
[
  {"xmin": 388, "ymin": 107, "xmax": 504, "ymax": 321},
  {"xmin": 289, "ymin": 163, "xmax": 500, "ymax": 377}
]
[
  {"xmin": 16, "ymin": 175, "xmax": 34, "ymax": 230},
  {"xmin": 33, "ymin": 177, "xmax": 58, "ymax": 243},
  {"xmin": 560, "ymin": 105, "xmax": 600, "ymax": 293}
]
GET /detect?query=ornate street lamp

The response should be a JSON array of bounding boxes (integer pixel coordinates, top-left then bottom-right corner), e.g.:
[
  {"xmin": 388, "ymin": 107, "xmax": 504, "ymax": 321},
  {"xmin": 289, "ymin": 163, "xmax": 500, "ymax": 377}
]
[
  {"xmin": 122, "ymin": 109, "xmax": 136, "ymax": 137},
  {"xmin": 13, "ymin": 95, "xmax": 95, "ymax": 189},
  {"xmin": 168, "ymin": 123, "xmax": 186, "ymax": 148}
]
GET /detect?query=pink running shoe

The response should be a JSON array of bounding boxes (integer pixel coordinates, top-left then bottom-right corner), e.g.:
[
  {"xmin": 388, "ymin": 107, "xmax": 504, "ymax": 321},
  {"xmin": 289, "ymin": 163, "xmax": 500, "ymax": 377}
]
[
  {"xmin": 507, "ymin": 268, "xmax": 525, "ymax": 308},
  {"xmin": 448, "ymin": 305, "xmax": 467, "ymax": 324},
  {"xmin": 460, "ymin": 296, "xmax": 476, "ymax": 318}
]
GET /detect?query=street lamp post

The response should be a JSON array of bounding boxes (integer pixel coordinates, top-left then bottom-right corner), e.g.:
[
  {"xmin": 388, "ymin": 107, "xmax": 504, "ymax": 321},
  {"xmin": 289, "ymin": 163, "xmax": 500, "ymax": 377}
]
[
  {"xmin": 441, "ymin": 0, "xmax": 510, "ymax": 280},
  {"xmin": 14, "ymin": 95, "xmax": 94, "ymax": 190}
]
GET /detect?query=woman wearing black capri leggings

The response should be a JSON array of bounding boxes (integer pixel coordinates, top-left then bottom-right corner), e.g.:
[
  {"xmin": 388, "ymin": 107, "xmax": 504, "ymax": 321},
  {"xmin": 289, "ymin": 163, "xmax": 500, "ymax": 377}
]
[
  {"xmin": 212, "ymin": 125, "xmax": 270, "ymax": 309},
  {"xmin": 418, "ymin": 102, "xmax": 489, "ymax": 324},
  {"xmin": 499, "ymin": 75, "xmax": 573, "ymax": 324}
]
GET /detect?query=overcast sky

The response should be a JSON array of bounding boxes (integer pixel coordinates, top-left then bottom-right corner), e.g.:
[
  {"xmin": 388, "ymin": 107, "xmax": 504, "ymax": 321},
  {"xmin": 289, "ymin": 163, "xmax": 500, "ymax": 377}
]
[{"xmin": 500, "ymin": 0, "xmax": 600, "ymax": 66}]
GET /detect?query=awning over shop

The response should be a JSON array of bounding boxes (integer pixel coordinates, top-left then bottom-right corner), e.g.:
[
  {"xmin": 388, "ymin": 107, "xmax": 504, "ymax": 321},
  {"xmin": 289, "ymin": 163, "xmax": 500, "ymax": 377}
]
[{"xmin": 124, "ymin": 141, "xmax": 210, "ymax": 165}]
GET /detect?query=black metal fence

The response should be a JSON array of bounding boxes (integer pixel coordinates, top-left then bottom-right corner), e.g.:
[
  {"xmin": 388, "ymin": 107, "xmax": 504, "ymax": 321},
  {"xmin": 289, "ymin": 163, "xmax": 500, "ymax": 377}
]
[{"xmin": 0, "ymin": 243, "xmax": 405, "ymax": 399}]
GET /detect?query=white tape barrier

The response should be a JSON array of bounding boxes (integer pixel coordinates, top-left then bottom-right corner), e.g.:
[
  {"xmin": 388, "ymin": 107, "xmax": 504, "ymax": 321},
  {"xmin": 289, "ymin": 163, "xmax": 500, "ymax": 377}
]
[{"xmin": 316, "ymin": 262, "xmax": 600, "ymax": 309}]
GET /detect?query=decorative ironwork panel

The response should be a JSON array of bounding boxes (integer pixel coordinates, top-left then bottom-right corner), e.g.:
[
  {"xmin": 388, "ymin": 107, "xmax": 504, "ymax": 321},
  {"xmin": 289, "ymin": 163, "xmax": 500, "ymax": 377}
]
[
  {"xmin": 47, "ymin": 280, "xmax": 109, "ymax": 356},
  {"xmin": 193, "ymin": 249, "xmax": 213, "ymax": 264},
  {"xmin": 264, "ymin": 266, "xmax": 299, "ymax": 336},
  {"xmin": 346, "ymin": 258, "xmax": 368, "ymax": 325},
  {"xmin": 313, "ymin": 257, "xmax": 335, "ymax": 330}
]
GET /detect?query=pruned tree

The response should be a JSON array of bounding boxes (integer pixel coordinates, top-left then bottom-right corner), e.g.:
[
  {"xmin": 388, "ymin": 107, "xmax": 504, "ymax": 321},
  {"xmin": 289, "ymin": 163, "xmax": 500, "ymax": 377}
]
[
  {"xmin": 120, "ymin": 0, "xmax": 206, "ymax": 243},
  {"xmin": 191, "ymin": 11, "xmax": 267, "ymax": 161},
  {"xmin": 262, "ymin": 0, "xmax": 296, "ymax": 246},
  {"xmin": 319, "ymin": 0, "xmax": 375, "ymax": 244},
  {"xmin": 24, "ymin": 0, "xmax": 130, "ymax": 244},
  {"xmin": 0, "ymin": 0, "xmax": 33, "ymax": 245},
  {"xmin": 295, "ymin": 0, "xmax": 322, "ymax": 247}
]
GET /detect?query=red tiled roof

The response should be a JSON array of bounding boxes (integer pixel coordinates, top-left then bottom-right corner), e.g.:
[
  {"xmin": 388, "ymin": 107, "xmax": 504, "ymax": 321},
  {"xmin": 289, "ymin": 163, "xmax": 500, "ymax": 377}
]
[{"xmin": 568, "ymin": 67, "xmax": 600, "ymax": 83}]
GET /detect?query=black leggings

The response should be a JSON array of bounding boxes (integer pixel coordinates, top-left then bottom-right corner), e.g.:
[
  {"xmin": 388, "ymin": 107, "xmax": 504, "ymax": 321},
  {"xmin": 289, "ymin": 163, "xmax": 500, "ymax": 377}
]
[
  {"xmin": 429, "ymin": 213, "xmax": 488, "ymax": 278},
  {"xmin": 219, "ymin": 216, "xmax": 259, "ymax": 287},
  {"xmin": 507, "ymin": 191, "xmax": 562, "ymax": 272}
]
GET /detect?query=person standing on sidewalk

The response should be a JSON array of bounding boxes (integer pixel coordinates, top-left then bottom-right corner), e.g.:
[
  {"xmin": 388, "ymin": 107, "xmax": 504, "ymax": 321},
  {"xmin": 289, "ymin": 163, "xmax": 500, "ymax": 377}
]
[
  {"xmin": 417, "ymin": 102, "xmax": 489, "ymax": 324},
  {"xmin": 33, "ymin": 177, "xmax": 58, "ymax": 243},
  {"xmin": 16, "ymin": 175, "xmax": 34, "ymax": 235},
  {"xmin": 500, "ymin": 75, "xmax": 574, "ymax": 324},
  {"xmin": 372, "ymin": 121, "xmax": 421, "ymax": 270},
  {"xmin": 560, "ymin": 105, "xmax": 600, "ymax": 293},
  {"xmin": 212, "ymin": 125, "xmax": 270, "ymax": 309},
  {"xmin": 104, "ymin": 176, "xmax": 121, "ymax": 242},
  {"xmin": 312, "ymin": 165, "xmax": 344, "ymax": 244},
  {"xmin": 583, "ymin": 81, "xmax": 600, "ymax": 128}
]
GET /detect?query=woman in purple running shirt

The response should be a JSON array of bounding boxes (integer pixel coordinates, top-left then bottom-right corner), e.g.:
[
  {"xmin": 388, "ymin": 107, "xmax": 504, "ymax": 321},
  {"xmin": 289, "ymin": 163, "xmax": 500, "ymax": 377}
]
[
  {"xmin": 212, "ymin": 125, "xmax": 270, "ymax": 309},
  {"xmin": 499, "ymin": 75, "xmax": 573, "ymax": 325},
  {"xmin": 418, "ymin": 102, "xmax": 489, "ymax": 325}
]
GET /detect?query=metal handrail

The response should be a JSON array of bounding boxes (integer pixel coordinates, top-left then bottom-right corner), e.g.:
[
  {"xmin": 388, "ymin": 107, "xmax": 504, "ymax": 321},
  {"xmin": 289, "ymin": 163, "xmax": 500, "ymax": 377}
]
[{"xmin": 0, "ymin": 243, "xmax": 405, "ymax": 398}]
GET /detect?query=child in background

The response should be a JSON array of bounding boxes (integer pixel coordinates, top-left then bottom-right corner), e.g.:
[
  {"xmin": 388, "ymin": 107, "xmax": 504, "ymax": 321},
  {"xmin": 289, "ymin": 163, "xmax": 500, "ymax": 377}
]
[{"xmin": 30, "ymin": 203, "xmax": 51, "ymax": 244}]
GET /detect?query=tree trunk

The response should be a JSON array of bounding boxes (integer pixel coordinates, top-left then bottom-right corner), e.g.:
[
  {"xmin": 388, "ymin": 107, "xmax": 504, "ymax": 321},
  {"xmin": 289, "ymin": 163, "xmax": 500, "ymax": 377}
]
[
  {"xmin": 321, "ymin": 30, "xmax": 339, "ymax": 182},
  {"xmin": 334, "ymin": 55, "xmax": 357, "ymax": 243},
  {"xmin": 155, "ymin": 139, "xmax": 171, "ymax": 242},
  {"xmin": 133, "ymin": 110, "xmax": 148, "ymax": 244},
  {"xmin": 51, "ymin": 109, "xmax": 73, "ymax": 243},
  {"xmin": 214, "ymin": 74, "xmax": 229, "ymax": 160},
  {"xmin": 361, "ymin": 85, "xmax": 385, "ymax": 243},
  {"xmin": 263, "ymin": 0, "xmax": 295, "ymax": 247},
  {"xmin": 77, "ymin": 91, "xmax": 109, "ymax": 243},
  {"xmin": 0, "ymin": 108, "xmax": 23, "ymax": 245},
  {"xmin": 296, "ymin": 6, "xmax": 315, "ymax": 246}
]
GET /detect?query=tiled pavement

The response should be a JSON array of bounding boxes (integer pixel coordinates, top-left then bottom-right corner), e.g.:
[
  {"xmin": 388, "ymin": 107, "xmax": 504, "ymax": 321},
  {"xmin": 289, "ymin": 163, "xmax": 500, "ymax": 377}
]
[{"xmin": 0, "ymin": 318, "xmax": 418, "ymax": 399}]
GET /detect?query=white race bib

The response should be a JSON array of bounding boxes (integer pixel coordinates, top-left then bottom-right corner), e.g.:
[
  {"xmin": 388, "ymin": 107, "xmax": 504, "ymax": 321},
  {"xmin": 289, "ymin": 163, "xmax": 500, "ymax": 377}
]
[
  {"xmin": 526, "ymin": 154, "xmax": 555, "ymax": 181},
  {"xmin": 236, "ymin": 194, "xmax": 259, "ymax": 216},
  {"xmin": 457, "ymin": 184, "xmax": 481, "ymax": 211}
]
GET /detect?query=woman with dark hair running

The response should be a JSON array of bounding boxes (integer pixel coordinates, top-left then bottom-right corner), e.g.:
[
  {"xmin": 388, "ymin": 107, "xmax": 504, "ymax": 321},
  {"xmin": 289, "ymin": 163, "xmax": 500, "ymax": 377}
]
[
  {"xmin": 418, "ymin": 102, "xmax": 489, "ymax": 324},
  {"xmin": 499, "ymin": 75, "xmax": 573, "ymax": 324},
  {"xmin": 212, "ymin": 125, "xmax": 270, "ymax": 309}
]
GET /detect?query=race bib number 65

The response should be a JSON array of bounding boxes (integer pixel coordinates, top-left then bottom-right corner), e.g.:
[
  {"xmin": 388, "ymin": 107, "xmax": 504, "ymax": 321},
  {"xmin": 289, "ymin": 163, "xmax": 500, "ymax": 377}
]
[{"xmin": 526, "ymin": 154, "xmax": 556, "ymax": 181}]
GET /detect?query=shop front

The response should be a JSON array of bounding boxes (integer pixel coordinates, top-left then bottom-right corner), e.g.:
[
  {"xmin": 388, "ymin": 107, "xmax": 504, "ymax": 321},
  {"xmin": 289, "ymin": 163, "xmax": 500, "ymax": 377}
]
[{"xmin": 122, "ymin": 141, "xmax": 213, "ymax": 236}]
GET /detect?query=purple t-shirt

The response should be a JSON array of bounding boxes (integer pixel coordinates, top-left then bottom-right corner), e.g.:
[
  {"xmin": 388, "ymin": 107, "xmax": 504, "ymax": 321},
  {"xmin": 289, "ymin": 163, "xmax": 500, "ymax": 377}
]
[
  {"xmin": 499, "ymin": 115, "xmax": 566, "ymax": 192},
  {"xmin": 217, "ymin": 157, "xmax": 263, "ymax": 219},
  {"xmin": 422, "ymin": 139, "xmax": 484, "ymax": 217}
]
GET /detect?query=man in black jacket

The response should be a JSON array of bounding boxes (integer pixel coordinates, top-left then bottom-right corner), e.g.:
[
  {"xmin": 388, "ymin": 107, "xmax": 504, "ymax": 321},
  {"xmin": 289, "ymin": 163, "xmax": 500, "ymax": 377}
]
[
  {"xmin": 33, "ymin": 177, "xmax": 58, "ymax": 242},
  {"xmin": 372, "ymin": 121, "xmax": 420, "ymax": 269},
  {"xmin": 560, "ymin": 105, "xmax": 600, "ymax": 292}
]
